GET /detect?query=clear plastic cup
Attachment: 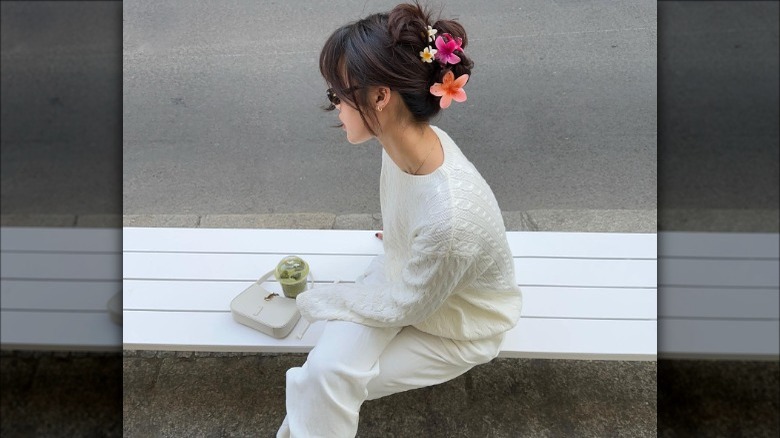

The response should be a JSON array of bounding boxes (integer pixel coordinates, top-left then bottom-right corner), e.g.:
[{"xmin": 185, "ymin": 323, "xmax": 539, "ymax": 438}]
[{"xmin": 274, "ymin": 255, "xmax": 310, "ymax": 299}]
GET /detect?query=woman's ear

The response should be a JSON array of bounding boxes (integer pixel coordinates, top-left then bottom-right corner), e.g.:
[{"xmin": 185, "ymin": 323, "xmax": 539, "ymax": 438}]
[{"xmin": 374, "ymin": 86, "xmax": 391, "ymax": 111}]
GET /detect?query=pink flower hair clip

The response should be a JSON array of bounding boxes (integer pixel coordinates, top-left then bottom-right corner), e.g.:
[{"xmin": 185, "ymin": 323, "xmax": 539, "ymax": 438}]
[
  {"xmin": 433, "ymin": 33, "xmax": 463, "ymax": 65},
  {"xmin": 419, "ymin": 27, "xmax": 464, "ymax": 66}
]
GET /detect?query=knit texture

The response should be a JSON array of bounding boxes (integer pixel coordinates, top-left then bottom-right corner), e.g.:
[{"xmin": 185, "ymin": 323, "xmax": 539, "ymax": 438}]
[{"xmin": 296, "ymin": 125, "xmax": 523, "ymax": 341}]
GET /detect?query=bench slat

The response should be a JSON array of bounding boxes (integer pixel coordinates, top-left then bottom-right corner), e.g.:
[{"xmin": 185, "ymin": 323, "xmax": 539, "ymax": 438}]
[
  {"xmin": 122, "ymin": 228, "xmax": 382, "ymax": 254},
  {"xmin": 122, "ymin": 280, "xmax": 656, "ymax": 320},
  {"xmin": 498, "ymin": 318, "xmax": 656, "ymax": 360},
  {"xmin": 658, "ymin": 231, "xmax": 779, "ymax": 258},
  {"xmin": 123, "ymin": 228, "xmax": 656, "ymax": 259},
  {"xmin": 1, "ymin": 310, "xmax": 121, "ymax": 350},
  {"xmin": 659, "ymin": 318, "xmax": 779, "ymax": 359},
  {"xmin": 123, "ymin": 253, "xmax": 656, "ymax": 288},
  {"xmin": 0, "ymin": 227, "xmax": 121, "ymax": 252},
  {"xmin": 122, "ymin": 310, "xmax": 656, "ymax": 360},
  {"xmin": 1, "ymin": 253, "xmax": 121, "ymax": 281},
  {"xmin": 123, "ymin": 310, "xmax": 326, "ymax": 353},
  {"xmin": 508, "ymin": 231, "xmax": 655, "ymax": 259},
  {"xmin": 660, "ymin": 287, "xmax": 779, "ymax": 319},
  {"xmin": 1, "ymin": 280, "xmax": 120, "ymax": 311},
  {"xmin": 658, "ymin": 258, "xmax": 778, "ymax": 288}
]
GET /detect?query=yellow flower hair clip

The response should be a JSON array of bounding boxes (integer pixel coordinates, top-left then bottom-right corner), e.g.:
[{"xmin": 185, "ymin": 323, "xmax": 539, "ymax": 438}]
[{"xmin": 420, "ymin": 46, "xmax": 437, "ymax": 63}]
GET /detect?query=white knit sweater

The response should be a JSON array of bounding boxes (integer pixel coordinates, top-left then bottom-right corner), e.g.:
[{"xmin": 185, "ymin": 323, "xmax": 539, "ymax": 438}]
[{"xmin": 296, "ymin": 125, "xmax": 523, "ymax": 341}]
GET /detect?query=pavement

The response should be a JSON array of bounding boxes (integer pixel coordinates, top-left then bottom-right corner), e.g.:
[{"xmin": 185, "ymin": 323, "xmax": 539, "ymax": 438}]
[
  {"xmin": 2, "ymin": 351, "xmax": 777, "ymax": 437},
  {"xmin": 4, "ymin": 208, "xmax": 780, "ymax": 233},
  {"xmin": 4, "ymin": 207, "xmax": 780, "ymax": 233},
  {"xmin": 118, "ymin": 0, "xmax": 657, "ymax": 216},
  {"xmin": 6, "ymin": 209, "xmax": 660, "ymax": 232}
]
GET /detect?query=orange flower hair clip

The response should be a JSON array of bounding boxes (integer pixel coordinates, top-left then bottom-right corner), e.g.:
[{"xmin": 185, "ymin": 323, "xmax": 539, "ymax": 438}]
[{"xmin": 430, "ymin": 70, "xmax": 469, "ymax": 109}]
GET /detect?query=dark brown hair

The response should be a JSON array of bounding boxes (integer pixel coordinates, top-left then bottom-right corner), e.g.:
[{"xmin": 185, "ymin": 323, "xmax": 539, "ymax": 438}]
[{"xmin": 319, "ymin": 1, "xmax": 473, "ymax": 136}]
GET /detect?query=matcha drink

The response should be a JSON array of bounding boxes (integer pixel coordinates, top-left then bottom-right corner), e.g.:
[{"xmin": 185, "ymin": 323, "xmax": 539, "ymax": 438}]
[{"xmin": 275, "ymin": 256, "xmax": 310, "ymax": 299}]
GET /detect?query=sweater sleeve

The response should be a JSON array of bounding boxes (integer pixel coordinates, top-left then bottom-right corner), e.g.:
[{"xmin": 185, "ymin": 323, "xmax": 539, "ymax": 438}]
[{"xmin": 295, "ymin": 225, "xmax": 477, "ymax": 327}]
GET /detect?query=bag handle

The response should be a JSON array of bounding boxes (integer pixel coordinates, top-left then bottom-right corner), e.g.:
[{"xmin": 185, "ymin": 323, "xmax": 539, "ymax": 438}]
[{"xmin": 254, "ymin": 267, "xmax": 316, "ymax": 340}]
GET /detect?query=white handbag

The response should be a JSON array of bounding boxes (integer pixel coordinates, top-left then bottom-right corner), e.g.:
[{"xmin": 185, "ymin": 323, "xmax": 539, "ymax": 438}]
[{"xmin": 230, "ymin": 269, "xmax": 314, "ymax": 339}]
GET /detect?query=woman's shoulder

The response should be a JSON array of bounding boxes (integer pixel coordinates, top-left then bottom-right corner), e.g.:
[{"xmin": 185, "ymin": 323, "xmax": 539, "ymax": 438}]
[{"xmin": 429, "ymin": 127, "xmax": 483, "ymax": 176}]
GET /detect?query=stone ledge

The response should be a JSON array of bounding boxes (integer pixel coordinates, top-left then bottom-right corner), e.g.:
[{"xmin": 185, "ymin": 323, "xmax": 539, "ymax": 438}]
[
  {"xmin": 200, "ymin": 213, "xmax": 337, "ymax": 229},
  {"xmin": 0, "ymin": 214, "xmax": 77, "ymax": 227},
  {"xmin": 121, "ymin": 214, "xmax": 200, "ymax": 228},
  {"xmin": 116, "ymin": 209, "xmax": 660, "ymax": 233},
  {"xmin": 659, "ymin": 208, "xmax": 779, "ymax": 233},
  {"xmin": 23, "ymin": 209, "xmax": 780, "ymax": 233}
]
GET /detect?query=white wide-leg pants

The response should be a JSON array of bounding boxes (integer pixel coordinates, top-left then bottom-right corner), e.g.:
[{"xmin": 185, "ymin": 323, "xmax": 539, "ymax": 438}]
[{"xmin": 276, "ymin": 255, "xmax": 505, "ymax": 438}]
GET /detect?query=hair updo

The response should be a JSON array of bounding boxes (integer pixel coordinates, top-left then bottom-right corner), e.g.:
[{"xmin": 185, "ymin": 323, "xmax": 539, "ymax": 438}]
[{"xmin": 319, "ymin": 1, "xmax": 473, "ymax": 136}]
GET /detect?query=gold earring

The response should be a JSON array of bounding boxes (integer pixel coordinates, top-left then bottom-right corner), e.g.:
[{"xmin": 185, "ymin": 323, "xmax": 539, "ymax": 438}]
[{"xmin": 377, "ymin": 106, "xmax": 382, "ymax": 112}]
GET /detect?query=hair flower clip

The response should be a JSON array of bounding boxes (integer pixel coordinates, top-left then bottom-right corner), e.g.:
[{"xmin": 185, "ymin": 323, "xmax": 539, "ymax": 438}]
[
  {"xmin": 430, "ymin": 70, "xmax": 469, "ymax": 109},
  {"xmin": 426, "ymin": 25, "xmax": 438, "ymax": 42},
  {"xmin": 434, "ymin": 33, "xmax": 463, "ymax": 65},
  {"xmin": 420, "ymin": 46, "xmax": 437, "ymax": 63}
]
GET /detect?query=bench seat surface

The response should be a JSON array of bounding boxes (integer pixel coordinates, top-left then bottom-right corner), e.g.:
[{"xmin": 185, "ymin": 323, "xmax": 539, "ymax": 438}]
[
  {"xmin": 5, "ymin": 227, "xmax": 775, "ymax": 359},
  {"xmin": 122, "ymin": 228, "xmax": 658, "ymax": 360},
  {"xmin": 1, "ymin": 228, "xmax": 121, "ymax": 350},
  {"xmin": 658, "ymin": 232, "xmax": 779, "ymax": 359}
]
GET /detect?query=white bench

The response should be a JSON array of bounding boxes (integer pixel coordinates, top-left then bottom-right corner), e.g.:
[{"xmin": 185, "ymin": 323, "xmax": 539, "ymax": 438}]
[
  {"xmin": 5, "ymin": 227, "xmax": 776, "ymax": 360},
  {"xmin": 122, "ymin": 228, "xmax": 658, "ymax": 360},
  {"xmin": 658, "ymin": 231, "xmax": 779, "ymax": 360},
  {"xmin": 0, "ymin": 227, "xmax": 122, "ymax": 351}
]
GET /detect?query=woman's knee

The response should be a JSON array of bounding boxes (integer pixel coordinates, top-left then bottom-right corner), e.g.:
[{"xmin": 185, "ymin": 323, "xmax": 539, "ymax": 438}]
[
  {"xmin": 294, "ymin": 353, "xmax": 372, "ymax": 391},
  {"xmin": 301, "ymin": 355, "xmax": 342, "ymax": 384},
  {"xmin": 462, "ymin": 333, "xmax": 504, "ymax": 365}
]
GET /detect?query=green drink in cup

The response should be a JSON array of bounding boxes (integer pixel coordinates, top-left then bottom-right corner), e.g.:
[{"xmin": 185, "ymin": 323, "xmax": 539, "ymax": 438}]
[{"xmin": 275, "ymin": 256, "xmax": 310, "ymax": 299}]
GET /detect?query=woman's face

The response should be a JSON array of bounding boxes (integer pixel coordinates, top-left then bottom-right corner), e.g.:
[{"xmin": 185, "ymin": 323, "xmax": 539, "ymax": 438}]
[{"xmin": 337, "ymin": 97, "xmax": 373, "ymax": 144}]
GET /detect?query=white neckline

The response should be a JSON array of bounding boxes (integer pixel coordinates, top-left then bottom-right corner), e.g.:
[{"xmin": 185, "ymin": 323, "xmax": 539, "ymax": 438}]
[{"xmin": 384, "ymin": 125, "xmax": 450, "ymax": 181}]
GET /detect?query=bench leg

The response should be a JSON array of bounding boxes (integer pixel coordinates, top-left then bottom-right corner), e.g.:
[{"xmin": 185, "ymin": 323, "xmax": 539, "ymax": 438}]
[{"xmin": 277, "ymin": 321, "xmax": 503, "ymax": 437}]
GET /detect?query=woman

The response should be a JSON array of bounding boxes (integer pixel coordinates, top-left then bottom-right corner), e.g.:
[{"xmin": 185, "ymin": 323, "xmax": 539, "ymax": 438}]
[{"xmin": 278, "ymin": 2, "xmax": 523, "ymax": 436}]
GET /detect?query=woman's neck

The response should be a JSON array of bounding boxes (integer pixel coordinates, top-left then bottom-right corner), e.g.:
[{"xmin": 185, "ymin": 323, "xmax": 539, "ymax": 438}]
[{"xmin": 378, "ymin": 124, "xmax": 441, "ymax": 175}]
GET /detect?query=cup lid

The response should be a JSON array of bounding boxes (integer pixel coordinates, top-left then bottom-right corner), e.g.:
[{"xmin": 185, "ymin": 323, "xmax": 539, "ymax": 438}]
[{"xmin": 275, "ymin": 256, "xmax": 309, "ymax": 283}]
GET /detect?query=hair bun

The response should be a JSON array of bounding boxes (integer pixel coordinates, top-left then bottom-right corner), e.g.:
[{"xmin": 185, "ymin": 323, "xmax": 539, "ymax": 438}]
[
  {"xmin": 388, "ymin": 3, "xmax": 473, "ymax": 83},
  {"xmin": 387, "ymin": 3, "xmax": 431, "ymax": 48}
]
